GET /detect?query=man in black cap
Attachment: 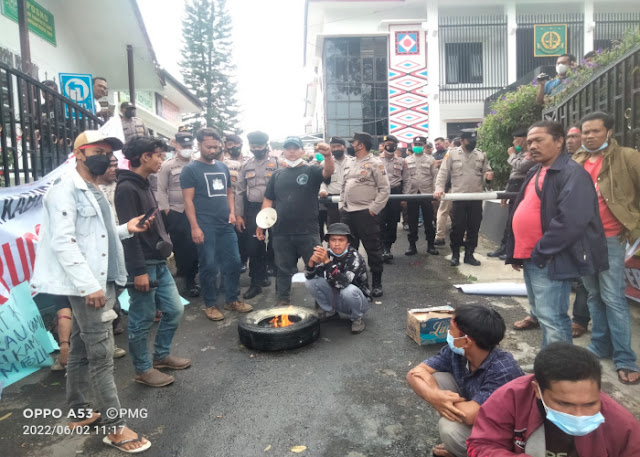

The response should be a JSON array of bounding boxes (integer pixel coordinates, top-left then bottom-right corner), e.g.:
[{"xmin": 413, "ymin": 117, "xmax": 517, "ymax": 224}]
[
  {"xmin": 380, "ymin": 134, "xmax": 408, "ymax": 261},
  {"xmin": 305, "ymin": 223, "xmax": 371, "ymax": 333},
  {"xmin": 120, "ymin": 102, "xmax": 149, "ymax": 144},
  {"xmin": 435, "ymin": 130, "xmax": 493, "ymax": 266},
  {"xmin": 340, "ymin": 132, "xmax": 390, "ymax": 297},
  {"xmin": 318, "ymin": 137, "xmax": 348, "ymax": 236}
]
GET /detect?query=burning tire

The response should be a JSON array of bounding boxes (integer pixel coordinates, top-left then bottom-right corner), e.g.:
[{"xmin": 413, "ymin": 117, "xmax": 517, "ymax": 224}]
[{"xmin": 238, "ymin": 306, "xmax": 320, "ymax": 352}]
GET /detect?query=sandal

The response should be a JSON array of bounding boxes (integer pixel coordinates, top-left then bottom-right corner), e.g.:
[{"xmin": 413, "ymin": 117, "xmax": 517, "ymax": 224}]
[
  {"xmin": 513, "ymin": 316, "xmax": 540, "ymax": 330},
  {"xmin": 571, "ymin": 322, "xmax": 587, "ymax": 338},
  {"xmin": 617, "ymin": 368, "xmax": 640, "ymax": 385},
  {"xmin": 103, "ymin": 435, "xmax": 151, "ymax": 454}
]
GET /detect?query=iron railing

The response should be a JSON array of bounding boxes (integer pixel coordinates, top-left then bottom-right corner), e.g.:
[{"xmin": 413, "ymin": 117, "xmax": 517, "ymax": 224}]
[
  {"xmin": 0, "ymin": 62, "xmax": 102, "ymax": 187},
  {"xmin": 594, "ymin": 12, "xmax": 640, "ymax": 52},
  {"xmin": 542, "ymin": 44, "xmax": 640, "ymax": 150},
  {"xmin": 438, "ymin": 15, "xmax": 509, "ymax": 104}
]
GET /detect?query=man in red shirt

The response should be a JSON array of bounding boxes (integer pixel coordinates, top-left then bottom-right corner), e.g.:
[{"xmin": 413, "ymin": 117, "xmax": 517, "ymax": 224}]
[
  {"xmin": 572, "ymin": 111, "xmax": 640, "ymax": 385},
  {"xmin": 505, "ymin": 121, "xmax": 607, "ymax": 348}
]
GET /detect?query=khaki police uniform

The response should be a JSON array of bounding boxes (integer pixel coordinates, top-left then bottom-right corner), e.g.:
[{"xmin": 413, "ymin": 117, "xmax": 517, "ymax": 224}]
[
  {"xmin": 435, "ymin": 146, "xmax": 492, "ymax": 251},
  {"xmin": 403, "ymin": 153, "xmax": 438, "ymax": 247},
  {"xmin": 339, "ymin": 153, "xmax": 390, "ymax": 274},
  {"xmin": 120, "ymin": 116, "xmax": 149, "ymax": 144},
  {"xmin": 380, "ymin": 154, "xmax": 408, "ymax": 249},
  {"xmin": 319, "ymin": 156, "xmax": 347, "ymax": 231},
  {"xmin": 236, "ymin": 155, "xmax": 280, "ymax": 285},
  {"xmin": 224, "ymin": 156, "xmax": 246, "ymax": 264}
]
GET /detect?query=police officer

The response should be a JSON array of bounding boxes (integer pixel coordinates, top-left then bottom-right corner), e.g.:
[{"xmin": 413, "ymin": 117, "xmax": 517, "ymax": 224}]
[
  {"xmin": 319, "ymin": 137, "xmax": 348, "ymax": 232},
  {"xmin": 224, "ymin": 134, "xmax": 248, "ymax": 272},
  {"xmin": 157, "ymin": 131, "xmax": 199, "ymax": 296},
  {"xmin": 235, "ymin": 131, "xmax": 279, "ymax": 299},
  {"xmin": 339, "ymin": 132, "xmax": 390, "ymax": 297},
  {"xmin": 119, "ymin": 102, "xmax": 149, "ymax": 144},
  {"xmin": 404, "ymin": 136, "xmax": 439, "ymax": 256},
  {"xmin": 379, "ymin": 135, "xmax": 408, "ymax": 261},
  {"xmin": 434, "ymin": 130, "xmax": 493, "ymax": 266}
]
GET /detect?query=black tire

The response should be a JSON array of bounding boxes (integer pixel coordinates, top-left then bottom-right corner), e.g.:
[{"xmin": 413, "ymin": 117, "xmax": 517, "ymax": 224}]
[{"xmin": 238, "ymin": 306, "xmax": 320, "ymax": 351}]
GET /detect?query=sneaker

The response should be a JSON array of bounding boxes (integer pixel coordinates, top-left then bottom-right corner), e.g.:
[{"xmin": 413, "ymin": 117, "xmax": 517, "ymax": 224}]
[
  {"xmin": 317, "ymin": 309, "xmax": 339, "ymax": 321},
  {"xmin": 153, "ymin": 355, "xmax": 191, "ymax": 370},
  {"xmin": 135, "ymin": 368, "xmax": 174, "ymax": 387},
  {"xmin": 351, "ymin": 318, "xmax": 365, "ymax": 334},
  {"xmin": 204, "ymin": 307, "xmax": 224, "ymax": 321},
  {"xmin": 113, "ymin": 347, "xmax": 127, "ymax": 359},
  {"xmin": 224, "ymin": 300, "xmax": 253, "ymax": 313}
]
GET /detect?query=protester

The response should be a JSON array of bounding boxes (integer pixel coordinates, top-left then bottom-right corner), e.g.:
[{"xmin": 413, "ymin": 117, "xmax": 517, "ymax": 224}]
[
  {"xmin": 257, "ymin": 137, "xmax": 334, "ymax": 306},
  {"xmin": 339, "ymin": 132, "xmax": 390, "ymax": 297},
  {"xmin": 305, "ymin": 223, "xmax": 370, "ymax": 333},
  {"xmin": 120, "ymin": 101, "xmax": 149, "ymax": 143},
  {"xmin": 181, "ymin": 128, "xmax": 252, "ymax": 321},
  {"xmin": 157, "ymin": 132, "xmax": 200, "ymax": 297},
  {"xmin": 93, "ymin": 77, "xmax": 109, "ymax": 120},
  {"xmin": 379, "ymin": 135, "xmax": 407, "ymax": 261},
  {"xmin": 435, "ymin": 131, "xmax": 493, "ymax": 266},
  {"xmin": 566, "ymin": 125, "xmax": 583, "ymax": 154},
  {"xmin": 467, "ymin": 343, "xmax": 640, "ymax": 456},
  {"xmin": 30, "ymin": 130, "xmax": 152, "ymax": 452},
  {"xmin": 536, "ymin": 54, "xmax": 578, "ymax": 105},
  {"xmin": 573, "ymin": 111, "xmax": 640, "ymax": 385},
  {"xmin": 407, "ymin": 305, "xmax": 523, "ymax": 457},
  {"xmin": 506, "ymin": 121, "xmax": 608, "ymax": 348}
]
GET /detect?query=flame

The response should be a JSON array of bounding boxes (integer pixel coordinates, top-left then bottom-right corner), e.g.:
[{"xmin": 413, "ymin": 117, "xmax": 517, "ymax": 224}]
[{"xmin": 269, "ymin": 314, "xmax": 293, "ymax": 328}]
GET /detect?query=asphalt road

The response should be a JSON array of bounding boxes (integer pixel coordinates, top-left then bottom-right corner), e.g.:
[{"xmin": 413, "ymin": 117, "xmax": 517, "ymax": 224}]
[{"xmin": 2, "ymin": 232, "xmax": 540, "ymax": 457}]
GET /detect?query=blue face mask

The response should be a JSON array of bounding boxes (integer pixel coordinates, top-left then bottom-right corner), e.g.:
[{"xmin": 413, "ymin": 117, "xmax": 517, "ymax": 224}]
[
  {"xmin": 446, "ymin": 330, "xmax": 467, "ymax": 356},
  {"xmin": 328, "ymin": 248, "xmax": 347, "ymax": 258},
  {"xmin": 537, "ymin": 384, "xmax": 605, "ymax": 436},
  {"xmin": 582, "ymin": 141, "xmax": 608, "ymax": 154}
]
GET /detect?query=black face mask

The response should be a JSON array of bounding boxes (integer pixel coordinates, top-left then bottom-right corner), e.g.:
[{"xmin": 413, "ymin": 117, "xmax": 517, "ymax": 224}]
[
  {"xmin": 252, "ymin": 148, "xmax": 268, "ymax": 159},
  {"xmin": 384, "ymin": 145, "xmax": 397, "ymax": 153},
  {"xmin": 346, "ymin": 146, "xmax": 355, "ymax": 156},
  {"xmin": 229, "ymin": 146, "xmax": 241, "ymax": 157},
  {"xmin": 84, "ymin": 154, "xmax": 111, "ymax": 176},
  {"xmin": 124, "ymin": 109, "xmax": 135, "ymax": 119},
  {"xmin": 332, "ymin": 149, "xmax": 345, "ymax": 158},
  {"xmin": 464, "ymin": 140, "xmax": 476, "ymax": 151}
]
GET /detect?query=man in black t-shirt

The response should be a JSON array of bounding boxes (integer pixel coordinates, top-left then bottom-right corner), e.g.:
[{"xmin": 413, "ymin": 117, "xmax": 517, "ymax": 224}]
[{"xmin": 257, "ymin": 136, "xmax": 334, "ymax": 305}]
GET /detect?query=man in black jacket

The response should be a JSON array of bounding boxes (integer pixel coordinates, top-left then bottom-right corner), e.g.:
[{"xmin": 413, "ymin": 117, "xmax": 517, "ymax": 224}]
[
  {"xmin": 505, "ymin": 121, "xmax": 607, "ymax": 348},
  {"xmin": 115, "ymin": 136, "xmax": 190, "ymax": 388}
]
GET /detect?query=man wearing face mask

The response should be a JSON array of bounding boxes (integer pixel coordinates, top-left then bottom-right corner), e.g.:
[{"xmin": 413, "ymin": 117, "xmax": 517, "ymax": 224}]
[
  {"xmin": 435, "ymin": 130, "xmax": 493, "ymax": 266},
  {"xmin": 379, "ymin": 135, "xmax": 408, "ymax": 261},
  {"xmin": 319, "ymin": 137, "xmax": 348, "ymax": 233},
  {"xmin": 468, "ymin": 343, "xmax": 640, "ymax": 457},
  {"xmin": 235, "ymin": 131, "xmax": 280, "ymax": 299},
  {"xmin": 119, "ymin": 102, "xmax": 149, "ymax": 144},
  {"xmin": 573, "ymin": 111, "xmax": 640, "ymax": 385},
  {"xmin": 536, "ymin": 54, "xmax": 577, "ymax": 105},
  {"xmin": 157, "ymin": 131, "xmax": 200, "ymax": 297},
  {"xmin": 340, "ymin": 132, "xmax": 390, "ymax": 297},
  {"xmin": 223, "ymin": 134, "xmax": 248, "ymax": 272},
  {"xmin": 404, "ymin": 136, "xmax": 439, "ymax": 257},
  {"xmin": 407, "ymin": 305, "xmax": 523, "ymax": 457}
]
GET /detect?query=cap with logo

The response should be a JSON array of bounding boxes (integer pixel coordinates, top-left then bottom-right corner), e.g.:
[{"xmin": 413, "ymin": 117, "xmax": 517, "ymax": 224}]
[
  {"xmin": 283, "ymin": 136, "xmax": 304, "ymax": 148},
  {"xmin": 175, "ymin": 131, "xmax": 194, "ymax": 147},
  {"xmin": 383, "ymin": 135, "xmax": 399, "ymax": 143},
  {"xmin": 413, "ymin": 136, "xmax": 427, "ymax": 145},
  {"xmin": 329, "ymin": 136, "xmax": 346, "ymax": 146},
  {"xmin": 120, "ymin": 101, "xmax": 135, "ymax": 110},
  {"xmin": 247, "ymin": 131, "xmax": 269, "ymax": 145},
  {"xmin": 73, "ymin": 130, "xmax": 123, "ymax": 151}
]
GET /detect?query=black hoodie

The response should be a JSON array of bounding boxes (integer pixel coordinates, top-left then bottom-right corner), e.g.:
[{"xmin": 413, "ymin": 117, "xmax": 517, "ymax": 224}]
[{"xmin": 115, "ymin": 169, "xmax": 173, "ymax": 277}]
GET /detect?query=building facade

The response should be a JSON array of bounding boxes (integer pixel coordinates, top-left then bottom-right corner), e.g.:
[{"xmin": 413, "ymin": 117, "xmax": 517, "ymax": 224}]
[{"xmin": 304, "ymin": 0, "xmax": 640, "ymax": 143}]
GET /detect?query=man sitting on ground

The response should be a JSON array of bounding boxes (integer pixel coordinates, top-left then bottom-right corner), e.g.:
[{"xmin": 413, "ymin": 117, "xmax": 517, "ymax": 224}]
[
  {"xmin": 305, "ymin": 223, "xmax": 371, "ymax": 334},
  {"xmin": 407, "ymin": 305, "xmax": 523, "ymax": 457},
  {"xmin": 467, "ymin": 343, "xmax": 640, "ymax": 456}
]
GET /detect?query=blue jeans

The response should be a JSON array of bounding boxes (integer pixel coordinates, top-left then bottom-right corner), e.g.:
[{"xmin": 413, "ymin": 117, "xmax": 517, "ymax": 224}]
[
  {"xmin": 128, "ymin": 262, "xmax": 184, "ymax": 375},
  {"xmin": 523, "ymin": 260, "xmax": 572, "ymax": 347},
  {"xmin": 305, "ymin": 278, "xmax": 370, "ymax": 320},
  {"xmin": 582, "ymin": 236, "xmax": 639, "ymax": 372},
  {"xmin": 197, "ymin": 223, "xmax": 241, "ymax": 308}
]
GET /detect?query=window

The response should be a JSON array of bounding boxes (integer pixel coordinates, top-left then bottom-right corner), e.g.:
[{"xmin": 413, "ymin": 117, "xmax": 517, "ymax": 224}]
[
  {"xmin": 445, "ymin": 43, "xmax": 483, "ymax": 84},
  {"xmin": 324, "ymin": 37, "xmax": 388, "ymax": 138}
]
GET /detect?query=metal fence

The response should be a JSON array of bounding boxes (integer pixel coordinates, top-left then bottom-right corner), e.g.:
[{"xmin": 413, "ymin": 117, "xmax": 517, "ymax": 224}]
[
  {"xmin": 594, "ymin": 12, "xmax": 640, "ymax": 52},
  {"xmin": 542, "ymin": 44, "xmax": 640, "ymax": 150},
  {"xmin": 0, "ymin": 62, "xmax": 102, "ymax": 187},
  {"xmin": 516, "ymin": 13, "xmax": 584, "ymax": 79},
  {"xmin": 439, "ymin": 15, "xmax": 508, "ymax": 104}
]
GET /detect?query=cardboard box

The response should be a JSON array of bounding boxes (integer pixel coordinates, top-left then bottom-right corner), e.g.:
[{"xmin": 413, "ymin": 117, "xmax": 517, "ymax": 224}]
[{"xmin": 407, "ymin": 306, "xmax": 455, "ymax": 345}]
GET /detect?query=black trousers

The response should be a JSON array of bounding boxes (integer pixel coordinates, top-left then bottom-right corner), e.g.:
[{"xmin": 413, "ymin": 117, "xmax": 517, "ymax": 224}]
[
  {"xmin": 237, "ymin": 225, "xmax": 248, "ymax": 265},
  {"xmin": 381, "ymin": 186, "xmax": 402, "ymax": 247},
  {"xmin": 319, "ymin": 199, "xmax": 341, "ymax": 240},
  {"xmin": 408, "ymin": 196, "xmax": 435, "ymax": 245},
  {"xmin": 245, "ymin": 201, "xmax": 268, "ymax": 284},
  {"xmin": 450, "ymin": 201, "xmax": 483, "ymax": 249},
  {"xmin": 341, "ymin": 209, "xmax": 383, "ymax": 274},
  {"xmin": 164, "ymin": 210, "xmax": 199, "ymax": 286}
]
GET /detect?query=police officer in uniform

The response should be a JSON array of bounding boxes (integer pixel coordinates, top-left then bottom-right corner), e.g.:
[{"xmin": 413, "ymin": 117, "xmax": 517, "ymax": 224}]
[
  {"xmin": 404, "ymin": 136, "xmax": 439, "ymax": 257},
  {"xmin": 434, "ymin": 130, "xmax": 493, "ymax": 266},
  {"xmin": 157, "ymin": 131, "xmax": 199, "ymax": 296},
  {"xmin": 224, "ymin": 134, "xmax": 248, "ymax": 272},
  {"xmin": 235, "ymin": 131, "xmax": 279, "ymax": 299},
  {"xmin": 339, "ymin": 132, "xmax": 390, "ymax": 297},
  {"xmin": 319, "ymin": 137, "xmax": 348, "ymax": 232},
  {"xmin": 379, "ymin": 135, "xmax": 408, "ymax": 261},
  {"xmin": 120, "ymin": 102, "xmax": 149, "ymax": 144}
]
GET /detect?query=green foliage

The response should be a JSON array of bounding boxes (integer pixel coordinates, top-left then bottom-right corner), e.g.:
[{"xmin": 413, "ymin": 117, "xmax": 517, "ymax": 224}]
[{"xmin": 180, "ymin": 0, "xmax": 241, "ymax": 134}]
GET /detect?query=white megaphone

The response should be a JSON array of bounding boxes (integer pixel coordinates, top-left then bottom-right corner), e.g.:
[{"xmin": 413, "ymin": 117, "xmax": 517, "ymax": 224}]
[{"xmin": 256, "ymin": 207, "xmax": 277, "ymax": 229}]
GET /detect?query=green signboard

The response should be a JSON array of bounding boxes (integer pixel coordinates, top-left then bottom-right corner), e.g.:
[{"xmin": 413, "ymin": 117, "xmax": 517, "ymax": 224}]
[
  {"xmin": 2, "ymin": 0, "xmax": 56, "ymax": 46},
  {"xmin": 534, "ymin": 24, "xmax": 567, "ymax": 57}
]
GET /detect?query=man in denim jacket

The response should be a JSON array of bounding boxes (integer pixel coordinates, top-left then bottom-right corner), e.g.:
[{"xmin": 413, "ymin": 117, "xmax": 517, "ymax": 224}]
[{"xmin": 31, "ymin": 131, "xmax": 153, "ymax": 453}]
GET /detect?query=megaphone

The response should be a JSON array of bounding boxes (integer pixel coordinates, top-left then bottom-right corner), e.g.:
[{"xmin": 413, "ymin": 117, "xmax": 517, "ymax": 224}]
[{"xmin": 256, "ymin": 207, "xmax": 277, "ymax": 229}]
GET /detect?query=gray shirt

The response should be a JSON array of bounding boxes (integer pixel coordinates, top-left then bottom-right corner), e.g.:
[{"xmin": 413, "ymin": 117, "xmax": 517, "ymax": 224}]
[{"xmin": 88, "ymin": 183, "xmax": 119, "ymax": 281}]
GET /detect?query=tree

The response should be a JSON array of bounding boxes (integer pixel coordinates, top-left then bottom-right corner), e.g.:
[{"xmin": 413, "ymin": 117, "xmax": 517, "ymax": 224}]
[{"xmin": 180, "ymin": 0, "xmax": 241, "ymax": 134}]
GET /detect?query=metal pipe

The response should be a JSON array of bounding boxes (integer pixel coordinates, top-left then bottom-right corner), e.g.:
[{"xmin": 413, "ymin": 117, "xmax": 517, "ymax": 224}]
[
  {"xmin": 17, "ymin": 0, "xmax": 31, "ymax": 76},
  {"xmin": 127, "ymin": 45, "xmax": 135, "ymax": 104},
  {"xmin": 319, "ymin": 192, "xmax": 519, "ymax": 205}
]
